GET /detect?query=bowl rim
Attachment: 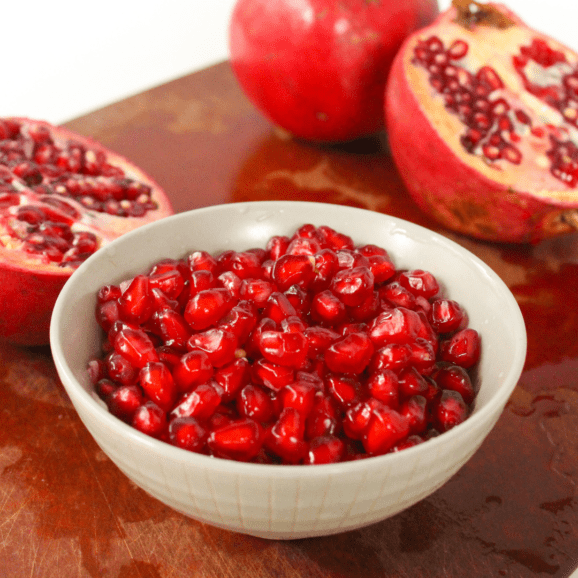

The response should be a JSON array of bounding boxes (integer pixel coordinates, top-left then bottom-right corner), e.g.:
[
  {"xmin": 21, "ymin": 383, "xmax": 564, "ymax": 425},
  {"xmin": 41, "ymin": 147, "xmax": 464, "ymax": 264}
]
[{"xmin": 50, "ymin": 200, "xmax": 527, "ymax": 478}]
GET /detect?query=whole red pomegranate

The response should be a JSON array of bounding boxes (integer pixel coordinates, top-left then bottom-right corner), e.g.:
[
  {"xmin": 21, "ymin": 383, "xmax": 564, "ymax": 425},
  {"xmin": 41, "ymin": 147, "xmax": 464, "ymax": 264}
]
[
  {"xmin": 229, "ymin": 0, "xmax": 439, "ymax": 142},
  {"xmin": 385, "ymin": 0, "xmax": 578, "ymax": 243},
  {"xmin": 0, "ymin": 118, "xmax": 173, "ymax": 346}
]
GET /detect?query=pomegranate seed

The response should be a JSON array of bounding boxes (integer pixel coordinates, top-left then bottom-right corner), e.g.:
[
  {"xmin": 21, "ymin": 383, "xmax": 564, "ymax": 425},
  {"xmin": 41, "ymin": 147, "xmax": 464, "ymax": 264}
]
[
  {"xmin": 391, "ymin": 435, "xmax": 425, "ymax": 452},
  {"xmin": 149, "ymin": 308, "xmax": 191, "ymax": 350},
  {"xmin": 343, "ymin": 398, "xmax": 384, "ymax": 440},
  {"xmin": 168, "ymin": 417, "xmax": 207, "ymax": 452},
  {"xmin": 305, "ymin": 435, "xmax": 346, "ymax": 464},
  {"xmin": 188, "ymin": 328, "xmax": 239, "ymax": 368},
  {"xmin": 264, "ymin": 408, "xmax": 308, "ymax": 463},
  {"xmin": 187, "ymin": 250, "xmax": 218, "ymax": 274},
  {"xmin": 218, "ymin": 301, "xmax": 258, "ymax": 344},
  {"xmin": 139, "ymin": 362, "xmax": 177, "ymax": 411},
  {"xmin": 172, "ymin": 349, "xmax": 214, "ymax": 393},
  {"xmin": 432, "ymin": 390, "xmax": 469, "ymax": 432},
  {"xmin": 326, "ymin": 373, "xmax": 362, "ymax": 408},
  {"xmin": 132, "ymin": 401, "xmax": 168, "ymax": 438},
  {"xmin": 117, "ymin": 275, "xmax": 154, "ymax": 324},
  {"xmin": 368, "ymin": 343, "xmax": 413, "ymax": 374},
  {"xmin": 330, "ymin": 266, "xmax": 374, "ymax": 307},
  {"xmin": 156, "ymin": 345, "xmax": 182, "ymax": 368},
  {"xmin": 225, "ymin": 251, "xmax": 263, "ymax": 280},
  {"xmin": 310, "ymin": 290, "xmax": 347, "ymax": 326},
  {"xmin": 266, "ymin": 235, "xmax": 290, "ymax": 260},
  {"xmin": 112, "ymin": 325, "xmax": 159, "ymax": 369},
  {"xmin": 213, "ymin": 357, "xmax": 251, "ymax": 402},
  {"xmin": 433, "ymin": 363, "xmax": 476, "ymax": 405},
  {"xmin": 325, "ymin": 332, "xmax": 374, "ymax": 375},
  {"xmin": 366, "ymin": 369, "xmax": 399, "ymax": 408},
  {"xmin": 188, "ymin": 269, "xmax": 216, "ymax": 296},
  {"xmin": 379, "ymin": 281, "xmax": 416, "ymax": 309},
  {"xmin": 440, "ymin": 328, "xmax": 481, "ymax": 369},
  {"xmin": 447, "ymin": 39, "xmax": 468, "ymax": 60},
  {"xmin": 106, "ymin": 384, "xmax": 143, "ymax": 423},
  {"xmin": 317, "ymin": 225, "xmax": 354, "ymax": 250},
  {"xmin": 398, "ymin": 367, "xmax": 429, "ymax": 398},
  {"xmin": 306, "ymin": 395, "xmax": 340, "ymax": 439},
  {"xmin": 239, "ymin": 277, "xmax": 276, "ymax": 307},
  {"xmin": 244, "ymin": 316, "xmax": 277, "ymax": 359},
  {"xmin": 428, "ymin": 298, "xmax": 465, "ymax": 333},
  {"xmin": 237, "ymin": 384, "xmax": 275, "ymax": 422},
  {"xmin": 272, "ymin": 253, "xmax": 315, "ymax": 291},
  {"xmin": 171, "ymin": 382, "xmax": 222, "ymax": 420},
  {"xmin": 262, "ymin": 292, "xmax": 298, "ymax": 324},
  {"xmin": 368, "ymin": 307, "xmax": 421, "ymax": 346},
  {"xmin": 106, "ymin": 350, "xmax": 139, "ymax": 385},
  {"xmin": 363, "ymin": 405, "xmax": 411, "ymax": 456},
  {"xmin": 149, "ymin": 287, "xmax": 179, "ymax": 312},
  {"xmin": 258, "ymin": 329, "xmax": 308, "ymax": 368},
  {"xmin": 94, "ymin": 378, "xmax": 117, "ymax": 400},
  {"xmin": 398, "ymin": 269, "xmax": 439, "ymax": 299},
  {"xmin": 279, "ymin": 382, "xmax": 316, "ymax": 416},
  {"xmin": 96, "ymin": 300, "xmax": 121, "ymax": 332},
  {"xmin": 252, "ymin": 358, "xmax": 295, "ymax": 392},
  {"xmin": 184, "ymin": 288, "xmax": 235, "ymax": 331},
  {"xmin": 149, "ymin": 268, "xmax": 185, "ymax": 300},
  {"xmin": 96, "ymin": 284, "xmax": 120, "ymax": 305},
  {"xmin": 208, "ymin": 418, "xmax": 264, "ymax": 461},
  {"xmin": 286, "ymin": 235, "xmax": 322, "ymax": 256},
  {"xmin": 408, "ymin": 337, "xmax": 437, "ymax": 374},
  {"xmin": 303, "ymin": 325, "xmax": 340, "ymax": 358},
  {"xmin": 347, "ymin": 290, "xmax": 380, "ymax": 322}
]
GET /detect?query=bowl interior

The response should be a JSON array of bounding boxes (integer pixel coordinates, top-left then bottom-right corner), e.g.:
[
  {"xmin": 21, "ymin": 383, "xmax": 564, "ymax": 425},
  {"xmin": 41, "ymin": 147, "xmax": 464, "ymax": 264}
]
[{"xmin": 51, "ymin": 201, "xmax": 527, "ymax": 453}]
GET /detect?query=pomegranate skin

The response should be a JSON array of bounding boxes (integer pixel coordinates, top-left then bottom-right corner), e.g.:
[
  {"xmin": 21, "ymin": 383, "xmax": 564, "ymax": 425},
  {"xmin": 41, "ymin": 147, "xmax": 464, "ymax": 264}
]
[
  {"xmin": 385, "ymin": 2, "xmax": 578, "ymax": 243},
  {"xmin": 229, "ymin": 0, "xmax": 439, "ymax": 143},
  {"xmin": 0, "ymin": 118, "xmax": 173, "ymax": 346},
  {"xmin": 0, "ymin": 264, "xmax": 66, "ymax": 346}
]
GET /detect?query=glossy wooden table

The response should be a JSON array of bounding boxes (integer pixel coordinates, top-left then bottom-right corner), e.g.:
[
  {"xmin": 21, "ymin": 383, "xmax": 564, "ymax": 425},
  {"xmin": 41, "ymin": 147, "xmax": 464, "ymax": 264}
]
[{"xmin": 2, "ymin": 62, "xmax": 578, "ymax": 577}]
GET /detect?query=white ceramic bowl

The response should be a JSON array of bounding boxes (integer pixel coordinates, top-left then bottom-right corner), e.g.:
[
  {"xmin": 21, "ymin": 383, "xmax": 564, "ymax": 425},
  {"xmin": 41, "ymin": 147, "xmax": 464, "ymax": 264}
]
[{"xmin": 50, "ymin": 201, "xmax": 527, "ymax": 539}]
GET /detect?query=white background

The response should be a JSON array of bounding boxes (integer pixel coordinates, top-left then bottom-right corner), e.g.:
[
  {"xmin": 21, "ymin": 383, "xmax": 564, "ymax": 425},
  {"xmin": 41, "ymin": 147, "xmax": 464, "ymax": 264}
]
[{"xmin": 2, "ymin": 0, "xmax": 578, "ymax": 124}]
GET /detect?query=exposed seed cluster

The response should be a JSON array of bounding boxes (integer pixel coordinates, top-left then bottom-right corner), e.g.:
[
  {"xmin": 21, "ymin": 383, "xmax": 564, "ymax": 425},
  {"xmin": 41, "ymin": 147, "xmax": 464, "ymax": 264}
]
[
  {"xmin": 413, "ymin": 35, "xmax": 578, "ymax": 186},
  {"xmin": 0, "ymin": 118, "xmax": 158, "ymax": 267}
]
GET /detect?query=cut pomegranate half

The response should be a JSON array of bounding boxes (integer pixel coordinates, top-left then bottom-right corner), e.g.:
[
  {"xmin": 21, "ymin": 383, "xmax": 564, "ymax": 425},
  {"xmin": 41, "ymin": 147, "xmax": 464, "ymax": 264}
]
[
  {"xmin": 385, "ymin": 0, "xmax": 578, "ymax": 243},
  {"xmin": 0, "ymin": 117, "xmax": 173, "ymax": 345}
]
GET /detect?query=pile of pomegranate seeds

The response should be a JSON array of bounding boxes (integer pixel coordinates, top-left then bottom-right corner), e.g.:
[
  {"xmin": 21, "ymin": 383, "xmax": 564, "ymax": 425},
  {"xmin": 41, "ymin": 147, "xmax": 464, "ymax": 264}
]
[{"xmin": 88, "ymin": 224, "xmax": 481, "ymax": 465}]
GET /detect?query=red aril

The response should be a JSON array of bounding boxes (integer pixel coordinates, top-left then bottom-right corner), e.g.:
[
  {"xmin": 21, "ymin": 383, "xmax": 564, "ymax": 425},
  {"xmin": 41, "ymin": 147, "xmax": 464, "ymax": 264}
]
[
  {"xmin": 324, "ymin": 332, "xmax": 374, "ymax": 375},
  {"xmin": 208, "ymin": 418, "xmax": 264, "ymax": 461},
  {"xmin": 168, "ymin": 417, "xmax": 208, "ymax": 453},
  {"xmin": 385, "ymin": 1, "xmax": 578, "ymax": 243},
  {"xmin": 0, "ymin": 117, "xmax": 172, "ymax": 345},
  {"xmin": 229, "ymin": 0, "xmax": 439, "ymax": 142},
  {"xmin": 363, "ymin": 405, "xmax": 411, "ymax": 456},
  {"xmin": 304, "ymin": 435, "xmax": 346, "ymax": 465},
  {"xmin": 139, "ymin": 362, "xmax": 177, "ymax": 412},
  {"xmin": 170, "ymin": 382, "xmax": 222, "ymax": 421},
  {"xmin": 132, "ymin": 401, "xmax": 168, "ymax": 439}
]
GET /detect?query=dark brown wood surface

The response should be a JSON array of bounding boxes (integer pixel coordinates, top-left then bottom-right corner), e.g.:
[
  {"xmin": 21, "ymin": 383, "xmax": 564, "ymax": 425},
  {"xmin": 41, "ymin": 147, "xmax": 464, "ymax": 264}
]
[{"xmin": 2, "ymin": 61, "xmax": 578, "ymax": 577}]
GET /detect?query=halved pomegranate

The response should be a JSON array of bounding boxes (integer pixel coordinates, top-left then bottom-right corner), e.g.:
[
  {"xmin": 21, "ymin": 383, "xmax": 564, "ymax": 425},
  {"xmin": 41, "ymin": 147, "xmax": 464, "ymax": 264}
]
[
  {"xmin": 385, "ymin": 0, "xmax": 578, "ymax": 243},
  {"xmin": 0, "ymin": 117, "xmax": 173, "ymax": 345}
]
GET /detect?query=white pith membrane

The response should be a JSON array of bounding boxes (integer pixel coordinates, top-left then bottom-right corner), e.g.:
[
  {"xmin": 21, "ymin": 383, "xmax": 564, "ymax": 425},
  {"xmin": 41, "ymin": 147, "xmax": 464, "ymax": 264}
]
[
  {"xmin": 403, "ymin": 4, "xmax": 578, "ymax": 205},
  {"xmin": 0, "ymin": 119, "xmax": 172, "ymax": 274}
]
